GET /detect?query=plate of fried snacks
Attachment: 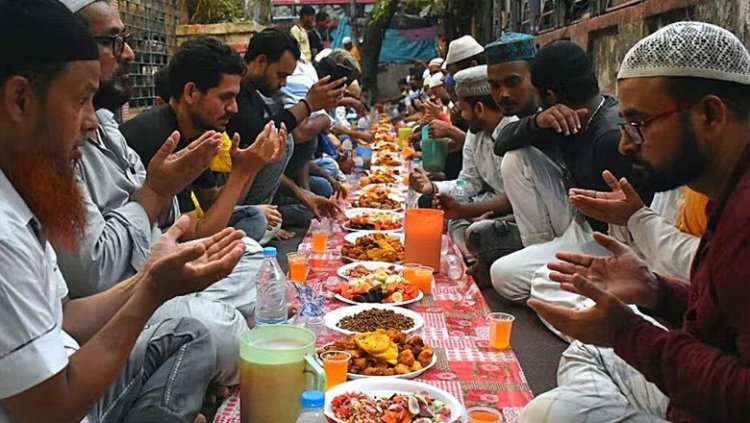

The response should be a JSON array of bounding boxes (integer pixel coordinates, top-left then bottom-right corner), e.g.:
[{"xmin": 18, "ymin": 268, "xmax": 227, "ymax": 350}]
[
  {"xmin": 326, "ymin": 379, "xmax": 462, "ymax": 423},
  {"xmin": 341, "ymin": 232, "xmax": 405, "ymax": 263},
  {"xmin": 317, "ymin": 329, "xmax": 436, "ymax": 379},
  {"xmin": 360, "ymin": 170, "xmax": 398, "ymax": 186},
  {"xmin": 372, "ymin": 153, "xmax": 403, "ymax": 167},
  {"xmin": 336, "ymin": 261, "xmax": 404, "ymax": 280}
]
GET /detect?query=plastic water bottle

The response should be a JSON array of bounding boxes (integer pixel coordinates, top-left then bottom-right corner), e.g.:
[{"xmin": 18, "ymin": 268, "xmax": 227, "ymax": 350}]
[
  {"xmin": 341, "ymin": 136, "xmax": 353, "ymax": 158},
  {"xmin": 447, "ymin": 253, "xmax": 464, "ymax": 281},
  {"xmin": 451, "ymin": 179, "xmax": 468, "ymax": 203},
  {"xmin": 406, "ymin": 186, "xmax": 418, "ymax": 210},
  {"xmin": 296, "ymin": 390, "xmax": 326, "ymax": 423},
  {"xmin": 253, "ymin": 247, "xmax": 288, "ymax": 326}
]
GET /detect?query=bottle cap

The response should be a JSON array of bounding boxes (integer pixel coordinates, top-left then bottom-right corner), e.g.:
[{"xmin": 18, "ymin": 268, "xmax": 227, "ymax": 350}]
[
  {"xmin": 301, "ymin": 390, "xmax": 325, "ymax": 408},
  {"xmin": 456, "ymin": 179, "xmax": 466, "ymax": 186},
  {"xmin": 263, "ymin": 247, "xmax": 277, "ymax": 257}
]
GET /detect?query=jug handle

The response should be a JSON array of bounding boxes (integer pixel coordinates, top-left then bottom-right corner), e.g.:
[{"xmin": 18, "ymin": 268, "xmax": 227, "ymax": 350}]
[{"xmin": 303, "ymin": 353, "xmax": 326, "ymax": 392}]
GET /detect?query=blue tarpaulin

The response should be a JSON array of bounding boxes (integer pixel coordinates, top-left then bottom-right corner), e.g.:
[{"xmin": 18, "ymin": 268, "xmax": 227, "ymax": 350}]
[{"xmin": 331, "ymin": 19, "xmax": 438, "ymax": 64}]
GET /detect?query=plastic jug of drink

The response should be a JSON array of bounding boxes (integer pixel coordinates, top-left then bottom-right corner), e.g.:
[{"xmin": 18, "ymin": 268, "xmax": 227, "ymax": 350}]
[
  {"xmin": 296, "ymin": 390, "xmax": 326, "ymax": 422},
  {"xmin": 404, "ymin": 209, "xmax": 444, "ymax": 270},
  {"xmin": 421, "ymin": 137, "xmax": 450, "ymax": 172},
  {"xmin": 240, "ymin": 326, "xmax": 325, "ymax": 423},
  {"xmin": 254, "ymin": 247, "xmax": 288, "ymax": 326}
]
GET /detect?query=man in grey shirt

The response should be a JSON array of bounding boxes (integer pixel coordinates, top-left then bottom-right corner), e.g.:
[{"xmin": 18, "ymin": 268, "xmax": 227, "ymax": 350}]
[{"xmin": 56, "ymin": 0, "xmax": 280, "ymax": 385}]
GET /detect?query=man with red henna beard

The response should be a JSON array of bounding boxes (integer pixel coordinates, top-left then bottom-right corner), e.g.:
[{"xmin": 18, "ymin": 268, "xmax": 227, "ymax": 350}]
[{"xmin": 0, "ymin": 1, "xmax": 246, "ymax": 422}]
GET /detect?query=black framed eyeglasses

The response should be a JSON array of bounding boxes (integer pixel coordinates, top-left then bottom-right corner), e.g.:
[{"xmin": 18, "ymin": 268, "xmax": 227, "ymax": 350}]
[
  {"xmin": 618, "ymin": 102, "xmax": 697, "ymax": 145},
  {"xmin": 93, "ymin": 33, "xmax": 132, "ymax": 57}
]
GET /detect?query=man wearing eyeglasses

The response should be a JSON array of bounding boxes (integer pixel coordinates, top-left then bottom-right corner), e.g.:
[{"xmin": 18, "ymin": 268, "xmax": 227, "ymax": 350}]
[
  {"xmin": 57, "ymin": 0, "xmax": 273, "ymax": 389},
  {"xmin": 522, "ymin": 21, "xmax": 750, "ymax": 422}
]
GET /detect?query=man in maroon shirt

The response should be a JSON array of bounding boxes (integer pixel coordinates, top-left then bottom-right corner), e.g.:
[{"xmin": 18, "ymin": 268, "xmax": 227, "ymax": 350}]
[{"xmin": 522, "ymin": 22, "xmax": 750, "ymax": 422}]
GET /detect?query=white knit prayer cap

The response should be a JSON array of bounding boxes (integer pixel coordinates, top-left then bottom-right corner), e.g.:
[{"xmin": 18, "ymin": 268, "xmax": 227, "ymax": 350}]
[
  {"xmin": 618, "ymin": 21, "xmax": 750, "ymax": 85},
  {"xmin": 428, "ymin": 72, "xmax": 445, "ymax": 89},
  {"xmin": 445, "ymin": 35, "xmax": 485, "ymax": 66},
  {"xmin": 60, "ymin": 0, "xmax": 97, "ymax": 13},
  {"xmin": 315, "ymin": 48, "xmax": 333, "ymax": 63},
  {"xmin": 454, "ymin": 65, "xmax": 491, "ymax": 98},
  {"xmin": 429, "ymin": 58, "xmax": 444, "ymax": 68}
]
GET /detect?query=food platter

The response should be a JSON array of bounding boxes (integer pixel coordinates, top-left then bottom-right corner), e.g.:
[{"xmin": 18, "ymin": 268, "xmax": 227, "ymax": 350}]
[
  {"xmin": 343, "ymin": 208, "xmax": 403, "ymax": 232},
  {"xmin": 341, "ymin": 232, "xmax": 405, "ymax": 263},
  {"xmin": 323, "ymin": 303, "xmax": 424, "ymax": 335},
  {"xmin": 344, "ymin": 231, "xmax": 404, "ymax": 245},
  {"xmin": 334, "ymin": 290, "xmax": 423, "ymax": 306},
  {"xmin": 317, "ymin": 330, "xmax": 437, "ymax": 380},
  {"xmin": 325, "ymin": 379, "xmax": 463, "ymax": 423},
  {"xmin": 336, "ymin": 261, "xmax": 404, "ymax": 280}
]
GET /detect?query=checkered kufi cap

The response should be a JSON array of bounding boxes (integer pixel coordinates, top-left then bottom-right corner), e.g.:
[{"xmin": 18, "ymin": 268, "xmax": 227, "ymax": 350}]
[
  {"xmin": 485, "ymin": 32, "xmax": 536, "ymax": 65},
  {"xmin": 454, "ymin": 65, "xmax": 491, "ymax": 98},
  {"xmin": 618, "ymin": 21, "xmax": 750, "ymax": 85}
]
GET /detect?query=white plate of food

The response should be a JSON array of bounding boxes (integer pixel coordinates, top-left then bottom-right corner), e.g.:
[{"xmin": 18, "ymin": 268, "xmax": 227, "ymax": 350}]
[
  {"xmin": 341, "ymin": 232, "xmax": 405, "ymax": 263},
  {"xmin": 336, "ymin": 261, "xmax": 404, "ymax": 280},
  {"xmin": 330, "ymin": 267, "xmax": 422, "ymax": 306},
  {"xmin": 343, "ymin": 209, "xmax": 403, "ymax": 232},
  {"xmin": 344, "ymin": 231, "xmax": 404, "ymax": 245},
  {"xmin": 316, "ymin": 330, "xmax": 437, "ymax": 380},
  {"xmin": 323, "ymin": 303, "xmax": 424, "ymax": 335},
  {"xmin": 325, "ymin": 379, "xmax": 462, "ymax": 423}
]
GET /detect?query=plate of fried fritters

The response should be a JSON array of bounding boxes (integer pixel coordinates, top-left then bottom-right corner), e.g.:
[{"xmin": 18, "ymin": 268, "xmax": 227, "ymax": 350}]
[{"xmin": 317, "ymin": 329, "xmax": 437, "ymax": 379}]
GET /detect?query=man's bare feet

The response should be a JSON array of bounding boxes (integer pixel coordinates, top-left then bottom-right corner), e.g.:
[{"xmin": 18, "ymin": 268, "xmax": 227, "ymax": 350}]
[
  {"xmin": 275, "ymin": 229, "xmax": 296, "ymax": 240},
  {"xmin": 193, "ymin": 413, "xmax": 207, "ymax": 423}
]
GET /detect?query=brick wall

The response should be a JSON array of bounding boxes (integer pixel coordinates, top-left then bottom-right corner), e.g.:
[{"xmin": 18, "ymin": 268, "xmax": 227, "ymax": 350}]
[{"xmin": 517, "ymin": 0, "xmax": 750, "ymax": 95}]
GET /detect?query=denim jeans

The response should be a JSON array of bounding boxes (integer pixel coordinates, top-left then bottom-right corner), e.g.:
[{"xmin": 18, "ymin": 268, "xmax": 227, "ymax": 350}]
[
  {"xmin": 313, "ymin": 157, "xmax": 345, "ymax": 181},
  {"xmin": 228, "ymin": 205, "xmax": 267, "ymax": 242},
  {"xmin": 89, "ymin": 317, "xmax": 215, "ymax": 423},
  {"xmin": 309, "ymin": 176, "xmax": 333, "ymax": 198}
]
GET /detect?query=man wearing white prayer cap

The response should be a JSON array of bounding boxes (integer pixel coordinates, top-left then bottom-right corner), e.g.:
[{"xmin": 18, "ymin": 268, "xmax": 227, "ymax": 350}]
[
  {"xmin": 428, "ymin": 57, "xmax": 444, "ymax": 75},
  {"xmin": 444, "ymin": 35, "xmax": 485, "ymax": 77},
  {"xmin": 522, "ymin": 22, "xmax": 750, "ymax": 423},
  {"xmin": 410, "ymin": 65, "xmax": 521, "ymax": 267}
]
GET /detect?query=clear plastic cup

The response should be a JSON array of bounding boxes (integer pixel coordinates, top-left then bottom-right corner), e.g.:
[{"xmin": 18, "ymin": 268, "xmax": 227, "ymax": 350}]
[{"xmin": 487, "ymin": 312, "xmax": 515, "ymax": 350}]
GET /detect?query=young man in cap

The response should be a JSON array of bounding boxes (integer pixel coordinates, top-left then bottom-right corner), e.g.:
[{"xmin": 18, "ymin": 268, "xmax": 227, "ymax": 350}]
[
  {"xmin": 291, "ymin": 5, "xmax": 315, "ymax": 63},
  {"xmin": 487, "ymin": 40, "xmax": 647, "ymax": 341},
  {"xmin": 426, "ymin": 35, "xmax": 486, "ymax": 152},
  {"xmin": 410, "ymin": 65, "xmax": 521, "ymax": 265},
  {"xmin": 343, "ymin": 36, "xmax": 361, "ymax": 64},
  {"xmin": 0, "ymin": 1, "xmax": 245, "ymax": 421},
  {"xmin": 523, "ymin": 22, "xmax": 750, "ymax": 422}
]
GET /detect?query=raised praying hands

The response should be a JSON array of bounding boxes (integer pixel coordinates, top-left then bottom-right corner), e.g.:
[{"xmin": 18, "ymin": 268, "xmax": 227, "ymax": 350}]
[
  {"xmin": 231, "ymin": 122, "xmax": 288, "ymax": 173},
  {"xmin": 144, "ymin": 130, "xmax": 223, "ymax": 201},
  {"xmin": 528, "ymin": 232, "xmax": 658, "ymax": 346},
  {"xmin": 141, "ymin": 215, "xmax": 246, "ymax": 303},
  {"xmin": 568, "ymin": 170, "xmax": 645, "ymax": 226}
]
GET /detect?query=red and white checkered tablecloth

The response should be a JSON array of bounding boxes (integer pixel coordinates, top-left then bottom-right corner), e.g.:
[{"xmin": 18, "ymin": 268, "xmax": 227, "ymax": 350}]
[{"xmin": 214, "ymin": 226, "xmax": 533, "ymax": 423}]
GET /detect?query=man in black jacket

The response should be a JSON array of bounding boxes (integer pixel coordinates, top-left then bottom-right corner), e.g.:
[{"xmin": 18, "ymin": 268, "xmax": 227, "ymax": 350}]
[
  {"xmin": 488, "ymin": 40, "xmax": 649, "ymax": 341},
  {"xmin": 227, "ymin": 29, "xmax": 344, "ymax": 236}
]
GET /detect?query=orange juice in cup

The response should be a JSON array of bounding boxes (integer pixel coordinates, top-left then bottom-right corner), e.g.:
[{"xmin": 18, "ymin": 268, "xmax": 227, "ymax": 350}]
[
  {"xmin": 412, "ymin": 265, "xmax": 434, "ymax": 295},
  {"xmin": 403, "ymin": 263, "xmax": 420, "ymax": 284},
  {"xmin": 466, "ymin": 406, "xmax": 503, "ymax": 423},
  {"xmin": 321, "ymin": 351, "xmax": 351, "ymax": 390},
  {"xmin": 287, "ymin": 253, "xmax": 309, "ymax": 283},
  {"xmin": 488, "ymin": 312, "xmax": 515, "ymax": 350},
  {"xmin": 311, "ymin": 231, "xmax": 328, "ymax": 254}
]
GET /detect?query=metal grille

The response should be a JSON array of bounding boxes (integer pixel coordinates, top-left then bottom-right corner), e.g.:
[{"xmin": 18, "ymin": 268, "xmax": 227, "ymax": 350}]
[{"xmin": 120, "ymin": 0, "xmax": 179, "ymax": 110}]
